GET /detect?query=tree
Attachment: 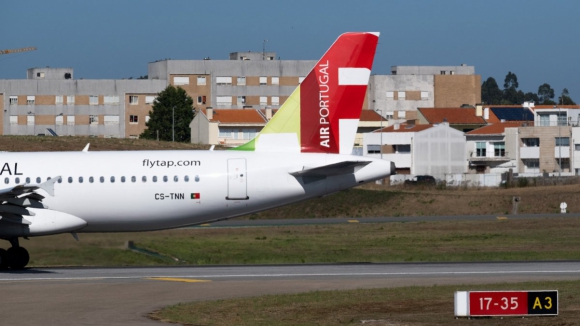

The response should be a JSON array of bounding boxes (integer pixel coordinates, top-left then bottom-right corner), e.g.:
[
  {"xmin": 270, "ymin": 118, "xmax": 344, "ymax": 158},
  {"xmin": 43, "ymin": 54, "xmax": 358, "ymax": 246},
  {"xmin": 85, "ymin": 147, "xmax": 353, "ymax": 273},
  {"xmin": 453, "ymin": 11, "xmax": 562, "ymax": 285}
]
[
  {"xmin": 140, "ymin": 85, "xmax": 194, "ymax": 142},
  {"xmin": 481, "ymin": 77, "xmax": 503, "ymax": 104},
  {"xmin": 559, "ymin": 88, "xmax": 576, "ymax": 105},
  {"xmin": 503, "ymin": 71, "xmax": 519, "ymax": 89},
  {"xmin": 502, "ymin": 72, "xmax": 521, "ymax": 104},
  {"xmin": 537, "ymin": 83, "xmax": 555, "ymax": 105}
]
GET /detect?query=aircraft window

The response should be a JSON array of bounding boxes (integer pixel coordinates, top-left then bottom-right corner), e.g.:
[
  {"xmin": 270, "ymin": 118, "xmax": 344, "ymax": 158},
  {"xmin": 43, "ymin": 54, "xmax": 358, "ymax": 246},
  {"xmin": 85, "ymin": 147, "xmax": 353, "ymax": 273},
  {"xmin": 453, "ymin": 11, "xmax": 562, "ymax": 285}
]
[
  {"xmin": 57, "ymin": 177, "xmax": 61, "ymax": 184},
  {"xmin": 68, "ymin": 177, "xmax": 73, "ymax": 183},
  {"xmin": 4, "ymin": 178, "xmax": 8, "ymax": 184},
  {"xmin": 131, "ymin": 176, "xmax": 136, "ymax": 183},
  {"xmin": 121, "ymin": 176, "xmax": 126, "ymax": 183},
  {"xmin": 173, "ymin": 176, "xmax": 178, "ymax": 182},
  {"xmin": 184, "ymin": 175, "xmax": 189, "ymax": 182},
  {"xmin": 142, "ymin": 176, "xmax": 147, "ymax": 182},
  {"xmin": 26, "ymin": 177, "xmax": 31, "ymax": 183},
  {"xmin": 79, "ymin": 177, "xmax": 83, "ymax": 183},
  {"xmin": 153, "ymin": 176, "xmax": 157, "ymax": 182},
  {"xmin": 15, "ymin": 177, "xmax": 20, "ymax": 184},
  {"xmin": 111, "ymin": 176, "xmax": 115, "ymax": 183},
  {"xmin": 89, "ymin": 177, "xmax": 94, "ymax": 183},
  {"xmin": 36, "ymin": 177, "xmax": 41, "ymax": 183},
  {"xmin": 163, "ymin": 176, "xmax": 168, "ymax": 182},
  {"xmin": 47, "ymin": 177, "xmax": 51, "ymax": 181},
  {"xmin": 100, "ymin": 176, "xmax": 105, "ymax": 183},
  {"xmin": 195, "ymin": 175, "xmax": 200, "ymax": 182}
]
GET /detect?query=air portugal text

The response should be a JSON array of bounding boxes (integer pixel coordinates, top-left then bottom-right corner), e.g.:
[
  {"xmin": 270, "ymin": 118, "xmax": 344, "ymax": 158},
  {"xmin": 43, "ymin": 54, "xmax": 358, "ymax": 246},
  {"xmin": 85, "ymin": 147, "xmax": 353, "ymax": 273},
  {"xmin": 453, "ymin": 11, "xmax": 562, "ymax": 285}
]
[{"xmin": 318, "ymin": 60, "xmax": 330, "ymax": 148}]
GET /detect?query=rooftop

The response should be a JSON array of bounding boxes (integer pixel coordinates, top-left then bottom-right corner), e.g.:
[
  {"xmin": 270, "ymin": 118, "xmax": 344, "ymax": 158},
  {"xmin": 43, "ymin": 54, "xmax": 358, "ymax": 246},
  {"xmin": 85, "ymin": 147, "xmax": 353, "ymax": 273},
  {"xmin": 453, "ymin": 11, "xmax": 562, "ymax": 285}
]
[
  {"xmin": 201, "ymin": 108, "xmax": 267, "ymax": 124},
  {"xmin": 418, "ymin": 108, "xmax": 486, "ymax": 124},
  {"xmin": 467, "ymin": 121, "xmax": 534, "ymax": 135},
  {"xmin": 374, "ymin": 124, "xmax": 434, "ymax": 133}
]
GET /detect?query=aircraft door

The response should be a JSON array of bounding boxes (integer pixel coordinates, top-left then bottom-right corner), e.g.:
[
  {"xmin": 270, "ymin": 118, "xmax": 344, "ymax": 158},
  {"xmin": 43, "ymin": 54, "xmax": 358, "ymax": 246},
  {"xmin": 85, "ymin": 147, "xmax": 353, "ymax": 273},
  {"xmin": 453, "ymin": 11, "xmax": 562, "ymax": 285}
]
[{"xmin": 227, "ymin": 158, "xmax": 249, "ymax": 200}]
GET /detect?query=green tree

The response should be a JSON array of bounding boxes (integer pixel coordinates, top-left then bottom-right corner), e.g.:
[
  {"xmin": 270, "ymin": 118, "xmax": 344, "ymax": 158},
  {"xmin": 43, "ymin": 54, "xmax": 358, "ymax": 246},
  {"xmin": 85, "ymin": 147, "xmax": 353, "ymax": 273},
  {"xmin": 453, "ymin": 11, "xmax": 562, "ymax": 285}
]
[
  {"xmin": 559, "ymin": 88, "xmax": 576, "ymax": 105},
  {"xmin": 503, "ymin": 71, "xmax": 519, "ymax": 89},
  {"xmin": 481, "ymin": 77, "xmax": 503, "ymax": 104},
  {"xmin": 502, "ymin": 71, "xmax": 521, "ymax": 104},
  {"xmin": 140, "ymin": 85, "xmax": 194, "ymax": 142},
  {"xmin": 537, "ymin": 83, "xmax": 555, "ymax": 105}
]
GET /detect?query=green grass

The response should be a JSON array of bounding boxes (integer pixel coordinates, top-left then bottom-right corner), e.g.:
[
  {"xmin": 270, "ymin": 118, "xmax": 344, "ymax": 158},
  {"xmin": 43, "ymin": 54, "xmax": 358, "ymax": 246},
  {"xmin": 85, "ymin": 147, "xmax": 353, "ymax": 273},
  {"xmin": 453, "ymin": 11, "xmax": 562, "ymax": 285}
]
[
  {"xmin": 24, "ymin": 217, "xmax": 580, "ymax": 267},
  {"xmin": 152, "ymin": 280, "xmax": 580, "ymax": 325}
]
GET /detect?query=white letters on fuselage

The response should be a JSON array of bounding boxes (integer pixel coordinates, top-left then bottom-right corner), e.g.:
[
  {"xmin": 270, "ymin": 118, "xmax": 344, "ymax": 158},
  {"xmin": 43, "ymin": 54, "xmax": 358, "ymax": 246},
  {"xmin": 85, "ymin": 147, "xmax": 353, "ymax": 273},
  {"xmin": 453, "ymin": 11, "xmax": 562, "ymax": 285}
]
[{"xmin": 318, "ymin": 60, "xmax": 330, "ymax": 148}]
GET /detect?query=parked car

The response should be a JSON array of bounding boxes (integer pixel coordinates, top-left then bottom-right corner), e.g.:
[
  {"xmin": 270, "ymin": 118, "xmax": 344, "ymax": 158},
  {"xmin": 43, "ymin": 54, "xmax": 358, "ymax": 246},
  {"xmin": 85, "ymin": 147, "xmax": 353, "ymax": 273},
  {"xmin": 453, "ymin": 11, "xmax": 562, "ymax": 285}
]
[{"xmin": 404, "ymin": 175, "xmax": 436, "ymax": 185}]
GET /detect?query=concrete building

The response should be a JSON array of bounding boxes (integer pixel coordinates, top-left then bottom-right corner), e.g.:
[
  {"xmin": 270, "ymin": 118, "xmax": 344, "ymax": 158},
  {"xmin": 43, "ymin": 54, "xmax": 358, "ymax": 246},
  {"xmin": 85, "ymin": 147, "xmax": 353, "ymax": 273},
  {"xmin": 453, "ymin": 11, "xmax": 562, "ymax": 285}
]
[
  {"xmin": 466, "ymin": 122, "xmax": 522, "ymax": 174},
  {"xmin": 369, "ymin": 65, "xmax": 481, "ymax": 124},
  {"xmin": 363, "ymin": 122, "xmax": 466, "ymax": 179},
  {"xmin": 1, "ymin": 68, "xmax": 165, "ymax": 138}
]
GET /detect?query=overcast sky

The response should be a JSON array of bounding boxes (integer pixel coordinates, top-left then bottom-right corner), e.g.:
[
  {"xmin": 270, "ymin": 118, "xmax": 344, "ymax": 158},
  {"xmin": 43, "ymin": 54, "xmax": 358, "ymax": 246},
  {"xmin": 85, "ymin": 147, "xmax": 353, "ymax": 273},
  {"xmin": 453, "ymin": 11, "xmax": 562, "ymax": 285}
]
[{"xmin": 2, "ymin": 0, "xmax": 579, "ymax": 101}]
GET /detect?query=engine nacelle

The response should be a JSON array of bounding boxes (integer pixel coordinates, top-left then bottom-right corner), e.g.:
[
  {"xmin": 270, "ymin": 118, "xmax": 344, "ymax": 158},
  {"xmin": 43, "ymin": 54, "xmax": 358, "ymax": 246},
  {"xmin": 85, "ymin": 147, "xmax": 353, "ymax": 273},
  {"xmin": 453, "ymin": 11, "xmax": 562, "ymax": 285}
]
[{"xmin": 0, "ymin": 209, "xmax": 87, "ymax": 237}]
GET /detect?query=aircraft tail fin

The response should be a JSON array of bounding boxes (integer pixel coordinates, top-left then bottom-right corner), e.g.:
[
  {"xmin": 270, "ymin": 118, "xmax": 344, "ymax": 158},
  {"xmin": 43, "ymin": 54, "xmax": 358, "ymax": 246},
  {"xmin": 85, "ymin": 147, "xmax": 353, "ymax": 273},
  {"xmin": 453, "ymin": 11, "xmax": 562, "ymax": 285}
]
[{"xmin": 233, "ymin": 32, "xmax": 379, "ymax": 154}]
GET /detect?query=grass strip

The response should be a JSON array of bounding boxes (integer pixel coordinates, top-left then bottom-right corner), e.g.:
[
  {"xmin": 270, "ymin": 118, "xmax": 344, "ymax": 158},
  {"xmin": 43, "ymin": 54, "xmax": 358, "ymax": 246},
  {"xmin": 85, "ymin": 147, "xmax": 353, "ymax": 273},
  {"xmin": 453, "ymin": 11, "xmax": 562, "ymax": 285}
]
[
  {"xmin": 24, "ymin": 218, "xmax": 580, "ymax": 267},
  {"xmin": 152, "ymin": 280, "xmax": 580, "ymax": 325}
]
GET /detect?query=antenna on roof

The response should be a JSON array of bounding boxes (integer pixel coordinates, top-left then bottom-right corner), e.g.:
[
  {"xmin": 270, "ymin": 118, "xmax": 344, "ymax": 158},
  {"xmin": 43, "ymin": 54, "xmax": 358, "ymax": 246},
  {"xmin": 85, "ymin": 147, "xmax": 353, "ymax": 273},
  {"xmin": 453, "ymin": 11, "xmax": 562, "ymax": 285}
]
[{"xmin": 262, "ymin": 39, "xmax": 268, "ymax": 60}]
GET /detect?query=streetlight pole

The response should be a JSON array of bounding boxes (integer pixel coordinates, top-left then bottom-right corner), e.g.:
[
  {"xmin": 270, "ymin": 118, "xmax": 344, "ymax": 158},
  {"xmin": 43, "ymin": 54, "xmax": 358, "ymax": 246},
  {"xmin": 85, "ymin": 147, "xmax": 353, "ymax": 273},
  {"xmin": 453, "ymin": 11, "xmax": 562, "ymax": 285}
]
[
  {"xmin": 172, "ymin": 106, "xmax": 175, "ymax": 142},
  {"xmin": 375, "ymin": 108, "xmax": 383, "ymax": 160},
  {"xmin": 557, "ymin": 105, "xmax": 561, "ymax": 177}
]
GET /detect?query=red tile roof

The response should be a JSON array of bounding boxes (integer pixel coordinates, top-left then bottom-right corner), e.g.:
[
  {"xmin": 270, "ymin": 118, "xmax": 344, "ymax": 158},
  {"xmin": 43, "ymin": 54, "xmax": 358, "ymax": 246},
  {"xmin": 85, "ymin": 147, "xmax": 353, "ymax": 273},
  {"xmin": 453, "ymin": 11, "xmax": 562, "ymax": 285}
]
[
  {"xmin": 201, "ymin": 109, "xmax": 266, "ymax": 124},
  {"xmin": 418, "ymin": 108, "xmax": 487, "ymax": 124},
  {"xmin": 359, "ymin": 110, "xmax": 387, "ymax": 122},
  {"xmin": 466, "ymin": 121, "xmax": 534, "ymax": 135},
  {"xmin": 373, "ymin": 124, "xmax": 434, "ymax": 133}
]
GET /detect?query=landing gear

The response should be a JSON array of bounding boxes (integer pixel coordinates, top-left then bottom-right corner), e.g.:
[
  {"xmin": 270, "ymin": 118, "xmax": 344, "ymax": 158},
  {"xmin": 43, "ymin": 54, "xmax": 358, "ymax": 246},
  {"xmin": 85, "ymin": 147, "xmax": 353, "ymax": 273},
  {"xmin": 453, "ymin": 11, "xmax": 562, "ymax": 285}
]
[{"xmin": 0, "ymin": 238, "xmax": 29, "ymax": 270}]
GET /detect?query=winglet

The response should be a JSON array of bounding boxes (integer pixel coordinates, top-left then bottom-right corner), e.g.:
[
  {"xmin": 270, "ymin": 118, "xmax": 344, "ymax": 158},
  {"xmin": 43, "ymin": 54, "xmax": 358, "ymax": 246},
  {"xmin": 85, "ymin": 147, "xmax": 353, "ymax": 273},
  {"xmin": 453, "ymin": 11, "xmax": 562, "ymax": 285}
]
[
  {"xmin": 38, "ymin": 176, "xmax": 60, "ymax": 197},
  {"xmin": 82, "ymin": 143, "xmax": 90, "ymax": 152}
]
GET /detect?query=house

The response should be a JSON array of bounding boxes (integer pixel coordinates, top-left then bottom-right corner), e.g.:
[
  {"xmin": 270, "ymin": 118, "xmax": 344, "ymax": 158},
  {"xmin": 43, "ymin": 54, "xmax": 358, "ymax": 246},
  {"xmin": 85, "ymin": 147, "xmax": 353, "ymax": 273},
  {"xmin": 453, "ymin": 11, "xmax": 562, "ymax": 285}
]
[
  {"xmin": 417, "ymin": 107, "xmax": 487, "ymax": 132},
  {"xmin": 363, "ymin": 122, "xmax": 466, "ymax": 179},
  {"xmin": 190, "ymin": 108, "xmax": 269, "ymax": 146}
]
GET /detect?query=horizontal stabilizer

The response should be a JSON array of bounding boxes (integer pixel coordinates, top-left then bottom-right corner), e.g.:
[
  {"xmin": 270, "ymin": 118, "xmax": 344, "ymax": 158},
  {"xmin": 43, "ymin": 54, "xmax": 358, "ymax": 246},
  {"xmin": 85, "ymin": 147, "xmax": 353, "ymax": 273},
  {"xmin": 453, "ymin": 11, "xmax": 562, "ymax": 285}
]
[{"xmin": 290, "ymin": 161, "xmax": 370, "ymax": 178}]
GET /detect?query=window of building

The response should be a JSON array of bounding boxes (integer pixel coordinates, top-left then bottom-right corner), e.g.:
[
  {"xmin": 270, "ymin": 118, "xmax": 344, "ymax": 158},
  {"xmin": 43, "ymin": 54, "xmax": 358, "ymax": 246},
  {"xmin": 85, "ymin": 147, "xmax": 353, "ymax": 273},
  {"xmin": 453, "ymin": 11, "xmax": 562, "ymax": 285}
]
[
  {"xmin": 129, "ymin": 96, "xmax": 138, "ymax": 105},
  {"xmin": 27, "ymin": 115, "xmax": 35, "ymax": 125},
  {"xmin": 145, "ymin": 116, "xmax": 150, "ymax": 123},
  {"xmin": 476, "ymin": 142, "xmax": 486, "ymax": 157},
  {"xmin": 398, "ymin": 111, "xmax": 406, "ymax": 119},
  {"xmin": 89, "ymin": 115, "xmax": 98, "ymax": 125},
  {"xmin": 558, "ymin": 113, "xmax": 567, "ymax": 126},
  {"xmin": 237, "ymin": 96, "xmax": 246, "ymax": 104},
  {"xmin": 450, "ymin": 71, "xmax": 455, "ymax": 75},
  {"xmin": 67, "ymin": 115, "xmax": 75, "ymax": 125},
  {"xmin": 271, "ymin": 96, "xmax": 279, "ymax": 106},
  {"xmin": 174, "ymin": 76, "xmax": 189, "ymax": 85},
  {"xmin": 216, "ymin": 96, "xmax": 232, "ymax": 106},
  {"xmin": 104, "ymin": 96, "xmax": 119, "ymax": 104},
  {"xmin": 67, "ymin": 95, "xmax": 75, "ymax": 105},
  {"xmin": 37, "ymin": 72, "xmax": 45, "ymax": 78},
  {"xmin": 9, "ymin": 116, "xmax": 17, "ymax": 125},
  {"xmin": 89, "ymin": 95, "xmax": 98, "ymax": 105},
  {"xmin": 64, "ymin": 73, "xmax": 72, "ymax": 79},
  {"xmin": 145, "ymin": 96, "xmax": 156, "ymax": 104},
  {"xmin": 524, "ymin": 159, "xmax": 540, "ymax": 172},
  {"xmin": 522, "ymin": 138, "xmax": 540, "ymax": 147},
  {"xmin": 556, "ymin": 137, "xmax": 570, "ymax": 146},
  {"xmin": 575, "ymin": 144, "xmax": 580, "ymax": 151},
  {"xmin": 386, "ymin": 91, "xmax": 394, "ymax": 99},
  {"xmin": 421, "ymin": 91, "xmax": 429, "ymax": 100},
  {"xmin": 397, "ymin": 92, "xmax": 406, "ymax": 100},
  {"xmin": 55, "ymin": 115, "xmax": 64, "ymax": 125},
  {"xmin": 219, "ymin": 129, "xmax": 233, "ymax": 138},
  {"xmin": 440, "ymin": 71, "xmax": 446, "ymax": 75},
  {"xmin": 55, "ymin": 95, "xmax": 63, "ymax": 104},
  {"xmin": 130, "ymin": 115, "xmax": 139, "ymax": 124},
  {"xmin": 104, "ymin": 116, "xmax": 119, "ymax": 125},
  {"xmin": 242, "ymin": 129, "xmax": 257, "ymax": 140},
  {"xmin": 197, "ymin": 95, "xmax": 206, "ymax": 104},
  {"xmin": 367, "ymin": 145, "xmax": 381, "ymax": 154},
  {"xmin": 27, "ymin": 96, "xmax": 35, "ymax": 105},
  {"xmin": 385, "ymin": 111, "xmax": 394, "ymax": 119},
  {"xmin": 395, "ymin": 144, "xmax": 411, "ymax": 153},
  {"xmin": 197, "ymin": 76, "xmax": 206, "ymax": 85},
  {"xmin": 259, "ymin": 76, "xmax": 267, "ymax": 85},
  {"xmin": 271, "ymin": 77, "xmax": 279, "ymax": 85},
  {"xmin": 9, "ymin": 96, "xmax": 18, "ymax": 105},
  {"xmin": 237, "ymin": 77, "xmax": 246, "ymax": 86},
  {"xmin": 260, "ymin": 96, "xmax": 268, "ymax": 105},
  {"xmin": 494, "ymin": 142, "xmax": 505, "ymax": 157},
  {"xmin": 216, "ymin": 77, "xmax": 232, "ymax": 85}
]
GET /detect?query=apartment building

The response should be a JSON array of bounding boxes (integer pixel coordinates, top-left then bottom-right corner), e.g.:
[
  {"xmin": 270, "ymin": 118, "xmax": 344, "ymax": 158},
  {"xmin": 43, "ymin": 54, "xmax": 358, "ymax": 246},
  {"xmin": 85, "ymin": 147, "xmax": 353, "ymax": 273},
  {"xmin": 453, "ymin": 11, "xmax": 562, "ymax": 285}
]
[{"xmin": 369, "ymin": 65, "xmax": 481, "ymax": 123}]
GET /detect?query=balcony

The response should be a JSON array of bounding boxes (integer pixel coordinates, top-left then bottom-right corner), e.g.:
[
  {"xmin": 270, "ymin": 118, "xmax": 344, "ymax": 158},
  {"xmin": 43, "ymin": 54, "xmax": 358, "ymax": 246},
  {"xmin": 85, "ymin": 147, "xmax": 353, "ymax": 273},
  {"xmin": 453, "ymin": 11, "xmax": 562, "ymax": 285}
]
[
  {"xmin": 555, "ymin": 146, "xmax": 570, "ymax": 158},
  {"xmin": 469, "ymin": 155, "xmax": 510, "ymax": 162},
  {"xmin": 520, "ymin": 147, "xmax": 540, "ymax": 159}
]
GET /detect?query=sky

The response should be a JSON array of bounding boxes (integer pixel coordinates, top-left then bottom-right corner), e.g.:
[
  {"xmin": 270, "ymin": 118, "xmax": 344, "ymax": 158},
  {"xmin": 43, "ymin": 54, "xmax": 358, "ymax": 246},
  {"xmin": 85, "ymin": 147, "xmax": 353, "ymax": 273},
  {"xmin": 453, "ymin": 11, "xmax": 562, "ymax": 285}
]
[{"xmin": 2, "ymin": 0, "xmax": 580, "ymax": 101}]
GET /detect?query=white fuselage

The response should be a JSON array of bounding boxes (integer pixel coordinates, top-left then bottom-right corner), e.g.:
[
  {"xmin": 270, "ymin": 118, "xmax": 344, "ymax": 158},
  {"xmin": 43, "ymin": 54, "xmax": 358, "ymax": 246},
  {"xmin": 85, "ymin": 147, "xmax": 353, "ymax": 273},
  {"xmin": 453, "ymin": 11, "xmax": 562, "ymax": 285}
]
[{"xmin": 0, "ymin": 150, "xmax": 392, "ymax": 236}]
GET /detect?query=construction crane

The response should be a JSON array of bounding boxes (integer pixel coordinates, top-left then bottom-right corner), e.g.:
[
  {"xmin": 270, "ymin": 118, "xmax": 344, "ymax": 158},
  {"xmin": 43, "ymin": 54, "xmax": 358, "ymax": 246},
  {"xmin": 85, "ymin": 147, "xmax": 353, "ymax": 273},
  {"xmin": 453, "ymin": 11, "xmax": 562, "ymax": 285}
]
[{"xmin": 0, "ymin": 47, "xmax": 37, "ymax": 55}]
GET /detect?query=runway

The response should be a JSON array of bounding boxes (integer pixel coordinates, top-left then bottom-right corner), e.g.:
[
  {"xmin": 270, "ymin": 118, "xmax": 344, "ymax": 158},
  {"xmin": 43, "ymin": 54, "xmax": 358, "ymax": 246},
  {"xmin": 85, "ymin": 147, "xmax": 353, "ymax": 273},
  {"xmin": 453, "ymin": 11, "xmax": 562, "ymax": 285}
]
[{"xmin": 1, "ymin": 261, "xmax": 580, "ymax": 325}]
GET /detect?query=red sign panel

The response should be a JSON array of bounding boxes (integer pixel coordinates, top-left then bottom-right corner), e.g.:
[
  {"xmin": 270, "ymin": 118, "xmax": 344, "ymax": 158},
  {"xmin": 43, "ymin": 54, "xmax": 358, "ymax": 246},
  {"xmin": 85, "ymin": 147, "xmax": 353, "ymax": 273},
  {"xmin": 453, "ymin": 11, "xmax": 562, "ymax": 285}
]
[{"xmin": 469, "ymin": 291, "xmax": 528, "ymax": 316}]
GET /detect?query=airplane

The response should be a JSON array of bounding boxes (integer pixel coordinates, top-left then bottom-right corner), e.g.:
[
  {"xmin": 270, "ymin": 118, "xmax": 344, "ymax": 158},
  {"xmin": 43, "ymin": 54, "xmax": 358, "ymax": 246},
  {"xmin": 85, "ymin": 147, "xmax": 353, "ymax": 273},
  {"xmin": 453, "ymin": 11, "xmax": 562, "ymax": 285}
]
[{"xmin": 0, "ymin": 32, "xmax": 394, "ymax": 269}]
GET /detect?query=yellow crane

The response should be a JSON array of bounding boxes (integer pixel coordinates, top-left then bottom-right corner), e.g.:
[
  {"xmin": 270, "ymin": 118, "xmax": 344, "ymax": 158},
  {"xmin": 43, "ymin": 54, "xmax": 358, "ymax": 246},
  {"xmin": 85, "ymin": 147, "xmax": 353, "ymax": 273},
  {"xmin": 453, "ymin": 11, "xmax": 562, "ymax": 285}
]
[{"xmin": 0, "ymin": 47, "xmax": 37, "ymax": 55}]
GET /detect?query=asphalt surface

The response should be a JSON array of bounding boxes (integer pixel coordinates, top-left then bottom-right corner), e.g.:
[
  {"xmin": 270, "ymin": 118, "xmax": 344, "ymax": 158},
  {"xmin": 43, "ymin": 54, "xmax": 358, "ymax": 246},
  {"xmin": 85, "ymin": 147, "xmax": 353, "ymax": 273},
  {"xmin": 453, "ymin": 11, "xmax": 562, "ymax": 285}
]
[{"xmin": 2, "ymin": 261, "xmax": 580, "ymax": 325}]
